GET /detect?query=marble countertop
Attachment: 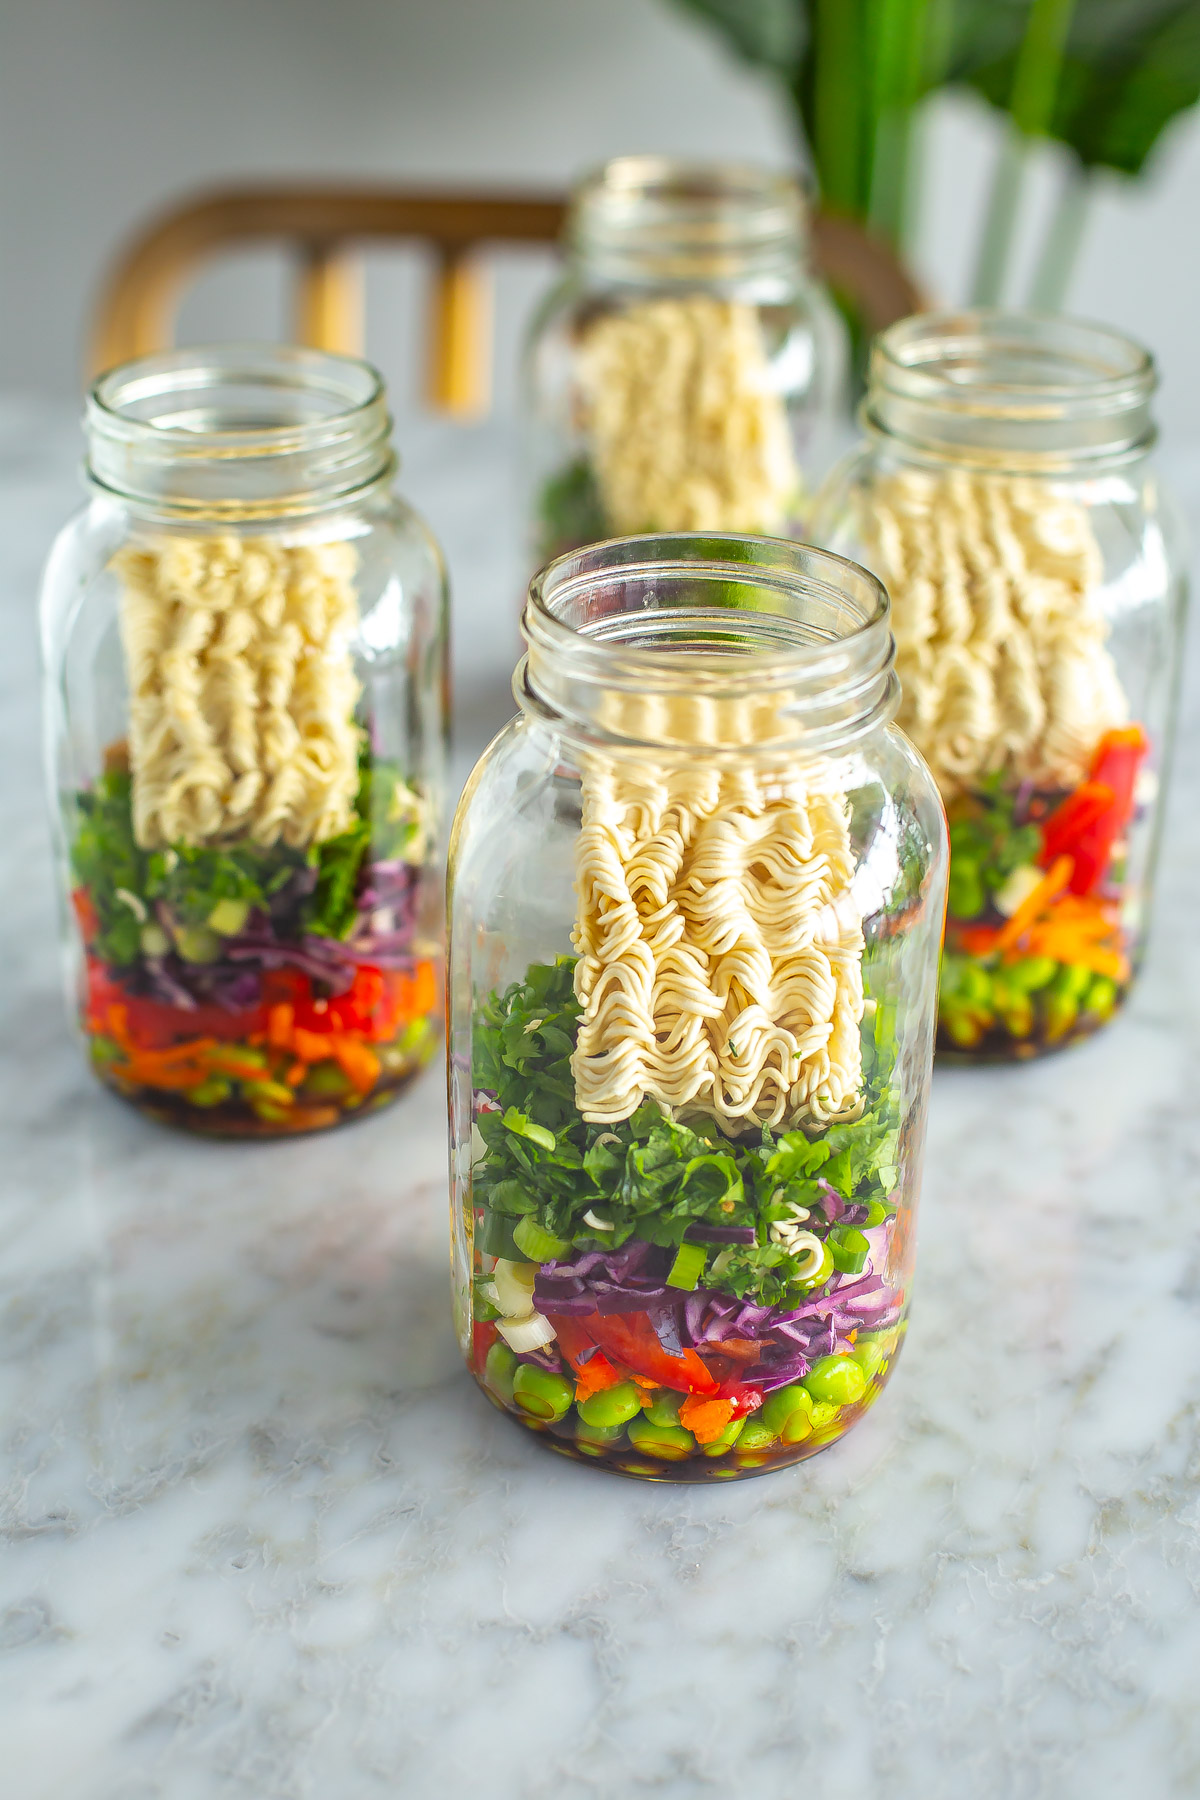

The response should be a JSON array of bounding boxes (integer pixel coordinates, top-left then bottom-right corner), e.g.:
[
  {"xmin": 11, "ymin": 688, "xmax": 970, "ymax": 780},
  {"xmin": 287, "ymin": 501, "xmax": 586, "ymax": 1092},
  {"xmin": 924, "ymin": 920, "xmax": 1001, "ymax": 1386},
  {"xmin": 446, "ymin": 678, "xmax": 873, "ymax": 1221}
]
[{"xmin": 3, "ymin": 401, "xmax": 1200, "ymax": 1800}]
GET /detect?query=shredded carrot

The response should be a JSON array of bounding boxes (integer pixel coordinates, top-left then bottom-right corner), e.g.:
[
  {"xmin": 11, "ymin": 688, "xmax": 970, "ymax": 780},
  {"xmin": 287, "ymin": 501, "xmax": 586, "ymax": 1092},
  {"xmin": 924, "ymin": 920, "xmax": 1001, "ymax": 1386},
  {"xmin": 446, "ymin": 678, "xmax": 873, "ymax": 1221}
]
[
  {"xmin": 573, "ymin": 1351, "xmax": 622, "ymax": 1404},
  {"xmin": 679, "ymin": 1395, "xmax": 735, "ymax": 1444},
  {"xmin": 332, "ymin": 1036, "xmax": 381, "ymax": 1095},
  {"xmin": 267, "ymin": 1003, "xmax": 294, "ymax": 1049},
  {"xmin": 285, "ymin": 1062, "xmax": 307, "ymax": 1087},
  {"xmin": 992, "ymin": 855, "xmax": 1074, "ymax": 954}
]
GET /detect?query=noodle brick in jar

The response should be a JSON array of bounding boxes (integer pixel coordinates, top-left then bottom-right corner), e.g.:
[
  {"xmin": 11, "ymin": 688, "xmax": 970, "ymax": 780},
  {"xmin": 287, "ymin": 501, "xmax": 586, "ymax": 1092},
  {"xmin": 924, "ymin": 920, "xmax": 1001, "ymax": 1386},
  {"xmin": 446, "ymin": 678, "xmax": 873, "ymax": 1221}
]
[
  {"xmin": 41, "ymin": 346, "xmax": 447, "ymax": 1137},
  {"xmin": 448, "ymin": 535, "xmax": 946, "ymax": 1480},
  {"xmin": 522, "ymin": 157, "xmax": 847, "ymax": 564},
  {"xmin": 810, "ymin": 312, "xmax": 1187, "ymax": 1062}
]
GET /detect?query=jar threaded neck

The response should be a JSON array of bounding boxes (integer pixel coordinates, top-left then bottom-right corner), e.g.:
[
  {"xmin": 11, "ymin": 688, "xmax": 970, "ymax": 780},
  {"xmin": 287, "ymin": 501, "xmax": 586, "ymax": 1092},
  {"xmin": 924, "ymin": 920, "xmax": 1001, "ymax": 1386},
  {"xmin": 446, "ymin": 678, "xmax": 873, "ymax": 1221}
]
[
  {"xmin": 865, "ymin": 310, "xmax": 1157, "ymax": 469},
  {"xmin": 86, "ymin": 343, "xmax": 395, "ymax": 517},
  {"xmin": 519, "ymin": 534, "xmax": 897, "ymax": 751}
]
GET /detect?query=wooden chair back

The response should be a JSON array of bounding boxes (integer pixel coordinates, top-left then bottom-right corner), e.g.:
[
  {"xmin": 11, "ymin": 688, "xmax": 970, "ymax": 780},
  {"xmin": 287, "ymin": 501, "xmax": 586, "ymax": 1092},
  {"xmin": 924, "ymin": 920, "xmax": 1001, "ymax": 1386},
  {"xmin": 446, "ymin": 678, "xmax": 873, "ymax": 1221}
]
[{"xmin": 89, "ymin": 183, "xmax": 923, "ymax": 415}]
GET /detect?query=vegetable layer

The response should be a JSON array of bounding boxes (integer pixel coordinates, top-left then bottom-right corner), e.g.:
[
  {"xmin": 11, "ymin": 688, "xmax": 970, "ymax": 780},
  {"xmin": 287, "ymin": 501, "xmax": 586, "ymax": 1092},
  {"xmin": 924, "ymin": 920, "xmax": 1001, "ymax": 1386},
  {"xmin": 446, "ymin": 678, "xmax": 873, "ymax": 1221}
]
[
  {"xmin": 938, "ymin": 726, "xmax": 1147, "ymax": 1058},
  {"xmin": 71, "ymin": 747, "xmax": 440, "ymax": 1134},
  {"xmin": 467, "ymin": 957, "xmax": 907, "ymax": 1476}
]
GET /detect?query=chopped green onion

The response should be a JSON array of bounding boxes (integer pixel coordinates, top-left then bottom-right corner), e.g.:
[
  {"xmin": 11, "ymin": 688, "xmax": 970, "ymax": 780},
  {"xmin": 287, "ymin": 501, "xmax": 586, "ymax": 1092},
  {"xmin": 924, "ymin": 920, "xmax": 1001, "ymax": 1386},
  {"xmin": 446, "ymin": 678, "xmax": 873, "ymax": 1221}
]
[
  {"xmin": 666, "ymin": 1241, "xmax": 708, "ymax": 1291},
  {"xmin": 512, "ymin": 1216, "xmax": 573, "ymax": 1263}
]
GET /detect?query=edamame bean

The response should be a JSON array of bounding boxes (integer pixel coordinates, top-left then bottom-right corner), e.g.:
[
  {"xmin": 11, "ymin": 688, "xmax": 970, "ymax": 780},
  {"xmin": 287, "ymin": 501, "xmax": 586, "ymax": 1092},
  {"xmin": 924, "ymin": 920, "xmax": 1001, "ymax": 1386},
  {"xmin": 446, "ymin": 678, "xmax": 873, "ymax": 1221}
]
[
  {"xmin": 1007, "ymin": 956, "xmax": 1057, "ymax": 992},
  {"xmin": 803, "ymin": 1354, "xmax": 867, "ymax": 1407},
  {"xmin": 702, "ymin": 1417, "xmax": 747, "ymax": 1458},
  {"xmin": 644, "ymin": 1392, "xmax": 683, "ymax": 1428},
  {"xmin": 575, "ymin": 1417, "xmax": 625, "ymax": 1451},
  {"xmin": 512, "ymin": 1363, "xmax": 574, "ymax": 1422},
  {"xmin": 577, "ymin": 1382, "xmax": 644, "ymax": 1428},
  {"xmin": 484, "ymin": 1340, "xmax": 518, "ymax": 1404},
  {"xmin": 760, "ymin": 1384, "xmax": 815, "ymax": 1444},
  {"xmin": 626, "ymin": 1417, "xmax": 696, "ymax": 1461},
  {"xmin": 852, "ymin": 1339, "xmax": 887, "ymax": 1382},
  {"xmin": 1085, "ymin": 975, "xmax": 1118, "ymax": 1021},
  {"xmin": 735, "ymin": 1415, "xmax": 778, "ymax": 1452}
]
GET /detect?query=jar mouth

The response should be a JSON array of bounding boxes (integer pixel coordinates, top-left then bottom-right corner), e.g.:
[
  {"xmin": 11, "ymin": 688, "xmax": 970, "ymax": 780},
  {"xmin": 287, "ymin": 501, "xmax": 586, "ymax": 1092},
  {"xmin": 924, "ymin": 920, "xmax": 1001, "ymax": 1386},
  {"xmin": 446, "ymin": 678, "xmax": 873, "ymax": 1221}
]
[
  {"xmin": 520, "ymin": 533, "xmax": 897, "ymax": 750},
  {"xmin": 569, "ymin": 156, "xmax": 808, "ymax": 284},
  {"xmin": 866, "ymin": 309, "xmax": 1157, "ymax": 467},
  {"xmin": 87, "ymin": 343, "xmax": 396, "ymax": 517}
]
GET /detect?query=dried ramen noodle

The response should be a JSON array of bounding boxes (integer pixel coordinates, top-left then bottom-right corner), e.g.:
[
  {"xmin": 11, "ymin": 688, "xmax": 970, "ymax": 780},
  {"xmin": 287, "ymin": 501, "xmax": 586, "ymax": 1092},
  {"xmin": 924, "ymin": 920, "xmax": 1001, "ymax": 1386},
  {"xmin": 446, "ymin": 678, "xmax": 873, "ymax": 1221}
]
[
  {"xmin": 577, "ymin": 294, "xmax": 798, "ymax": 536},
  {"xmin": 115, "ymin": 534, "xmax": 361, "ymax": 849},
  {"xmin": 571, "ymin": 738, "xmax": 865, "ymax": 1135},
  {"xmin": 862, "ymin": 469, "xmax": 1127, "ymax": 798}
]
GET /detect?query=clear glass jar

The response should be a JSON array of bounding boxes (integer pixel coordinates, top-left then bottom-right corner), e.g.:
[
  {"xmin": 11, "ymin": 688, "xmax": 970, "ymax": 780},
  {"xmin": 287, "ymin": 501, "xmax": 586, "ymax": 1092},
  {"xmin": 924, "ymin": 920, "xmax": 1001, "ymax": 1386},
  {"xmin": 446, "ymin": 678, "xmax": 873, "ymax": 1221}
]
[
  {"xmin": 447, "ymin": 534, "xmax": 946, "ymax": 1481},
  {"xmin": 40, "ymin": 345, "xmax": 448, "ymax": 1136},
  {"xmin": 522, "ymin": 157, "xmax": 847, "ymax": 565},
  {"xmin": 810, "ymin": 311, "xmax": 1187, "ymax": 1062}
]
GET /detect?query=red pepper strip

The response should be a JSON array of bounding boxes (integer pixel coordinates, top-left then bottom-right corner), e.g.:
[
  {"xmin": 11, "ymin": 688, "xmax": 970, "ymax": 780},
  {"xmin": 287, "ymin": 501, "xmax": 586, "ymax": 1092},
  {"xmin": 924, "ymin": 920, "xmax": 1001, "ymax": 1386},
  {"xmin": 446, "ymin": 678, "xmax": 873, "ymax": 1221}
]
[
  {"xmin": 473, "ymin": 1320, "xmax": 498, "ymax": 1372},
  {"xmin": 583, "ymin": 1311, "xmax": 720, "ymax": 1396},
  {"xmin": 1038, "ymin": 727, "xmax": 1149, "ymax": 897},
  {"xmin": 553, "ymin": 1316, "xmax": 624, "ymax": 1403},
  {"xmin": 1090, "ymin": 725, "xmax": 1148, "ymax": 823}
]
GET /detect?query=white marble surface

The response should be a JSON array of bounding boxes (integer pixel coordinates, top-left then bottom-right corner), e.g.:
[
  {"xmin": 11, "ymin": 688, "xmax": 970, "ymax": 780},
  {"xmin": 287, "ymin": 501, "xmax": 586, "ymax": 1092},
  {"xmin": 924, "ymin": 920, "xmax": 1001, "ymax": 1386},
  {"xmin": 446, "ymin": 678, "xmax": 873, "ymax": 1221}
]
[{"xmin": 3, "ymin": 400, "xmax": 1200, "ymax": 1800}]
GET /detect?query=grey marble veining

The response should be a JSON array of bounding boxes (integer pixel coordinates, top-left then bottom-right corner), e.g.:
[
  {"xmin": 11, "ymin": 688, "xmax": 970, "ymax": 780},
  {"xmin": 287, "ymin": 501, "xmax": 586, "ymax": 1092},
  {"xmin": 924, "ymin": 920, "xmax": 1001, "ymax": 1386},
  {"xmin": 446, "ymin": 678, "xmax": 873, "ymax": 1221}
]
[{"xmin": 2, "ymin": 403, "xmax": 1200, "ymax": 1800}]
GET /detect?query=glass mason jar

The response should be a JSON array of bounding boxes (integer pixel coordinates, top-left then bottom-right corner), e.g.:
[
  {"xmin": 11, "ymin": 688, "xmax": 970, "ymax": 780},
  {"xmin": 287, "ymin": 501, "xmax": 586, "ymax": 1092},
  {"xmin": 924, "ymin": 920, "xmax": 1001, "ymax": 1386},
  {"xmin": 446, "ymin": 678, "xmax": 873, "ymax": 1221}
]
[
  {"xmin": 447, "ymin": 534, "xmax": 946, "ymax": 1481},
  {"xmin": 40, "ymin": 344, "xmax": 448, "ymax": 1137},
  {"xmin": 522, "ymin": 157, "xmax": 847, "ymax": 565},
  {"xmin": 810, "ymin": 311, "xmax": 1187, "ymax": 1062}
]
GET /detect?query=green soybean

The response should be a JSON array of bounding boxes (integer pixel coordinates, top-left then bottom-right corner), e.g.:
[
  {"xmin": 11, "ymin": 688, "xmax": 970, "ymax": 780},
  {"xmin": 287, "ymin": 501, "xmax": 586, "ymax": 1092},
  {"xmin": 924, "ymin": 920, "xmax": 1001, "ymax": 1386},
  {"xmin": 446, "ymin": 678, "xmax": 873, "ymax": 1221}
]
[
  {"xmin": 644, "ymin": 1391, "xmax": 683, "ymax": 1428},
  {"xmin": 1085, "ymin": 974, "xmax": 1119, "ymax": 1021},
  {"xmin": 702, "ymin": 1416, "xmax": 747, "ymax": 1457},
  {"xmin": 1007, "ymin": 955, "xmax": 1057, "ymax": 992},
  {"xmin": 808, "ymin": 1400, "xmax": 840, "ymax": 1431},
  {"xmin": 577, "ymin": 1382, "xmax": 644, "ymax": 1428},
  {"xmin": 626, "ymin": 1416, "xmax": 696, "ymax": 1461},
  {"xmin": 852, "ymin": 1338, "xmax": 887, "ymax": 1382},
  {"xmin": 484, "ymin": 1340, "xmax": 518, "ymax": 1404},
  {"xmin": 512, "ymin": 1363, "xmax": 574, "ymax": 1422},
  {"xmin": 760, "ymin": 1385, "xmax": 815, "ymax": 1444},
  {"xmin": 803, "ymin": 1354, "xmax": 867, "ymax": 1407},
  {"xmin": 1051, "ymin": 961, "xmax": 1093, "ymax": 1002},
  {"xmin": 574, "ymin": 1417, "xmax": 625, "ymax": 1450},
  {"xmin": 735, "ymin": 1415, "xmax": 778, "ymax": 1452}
]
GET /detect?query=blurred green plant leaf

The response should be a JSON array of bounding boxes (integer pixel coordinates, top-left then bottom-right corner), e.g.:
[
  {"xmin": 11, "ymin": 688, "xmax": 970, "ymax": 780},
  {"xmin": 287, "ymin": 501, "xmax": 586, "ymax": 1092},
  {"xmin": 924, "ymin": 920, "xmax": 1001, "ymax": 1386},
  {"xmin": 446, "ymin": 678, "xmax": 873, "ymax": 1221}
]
[{"xmin": 947, "ymin": 0, "xmax": 1200, "ymax": 176}]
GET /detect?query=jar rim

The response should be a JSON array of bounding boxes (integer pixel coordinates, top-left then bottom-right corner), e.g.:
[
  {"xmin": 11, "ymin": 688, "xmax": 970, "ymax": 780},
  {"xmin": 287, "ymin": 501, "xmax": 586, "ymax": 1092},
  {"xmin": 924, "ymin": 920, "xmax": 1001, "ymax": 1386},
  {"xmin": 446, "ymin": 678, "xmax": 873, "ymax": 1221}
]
[
  {"xmin": 866, "ymin": 309, "xmax": 1157, "ymax": 466},
  {"xmin": 520, "ymin": 533, "xmax": 897, "ymax": 751},
  {"xmin": 86, "ymin": 343, "xmax": 396, "ymax": 516},
  {"xmin": 567, "ymin": 156, "xmax": 808, "ymax": 283}
]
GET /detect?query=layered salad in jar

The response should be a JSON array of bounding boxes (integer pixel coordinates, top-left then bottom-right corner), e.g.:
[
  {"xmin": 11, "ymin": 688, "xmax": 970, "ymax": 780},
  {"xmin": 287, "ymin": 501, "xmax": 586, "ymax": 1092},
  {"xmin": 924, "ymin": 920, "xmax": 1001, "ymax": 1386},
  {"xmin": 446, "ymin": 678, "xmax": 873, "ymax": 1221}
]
[
  {"xmin": 70, "ymin": 533, "xmax": 440, "ymax": 1135},
  {"xmin": 464, "ymin": 744, "xmax": 924, "ymax": 1480},
  {"xmin": 861, "ymin": 469, "xmax": 1151, "ymax": 1058}
]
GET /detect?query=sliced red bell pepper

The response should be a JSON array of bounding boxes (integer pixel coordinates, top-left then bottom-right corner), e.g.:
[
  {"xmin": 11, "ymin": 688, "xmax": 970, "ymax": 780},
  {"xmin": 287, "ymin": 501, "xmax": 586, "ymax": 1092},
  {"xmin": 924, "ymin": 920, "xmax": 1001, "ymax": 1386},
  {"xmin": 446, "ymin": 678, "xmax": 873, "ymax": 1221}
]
[
  {"xmin": 472, "ymin": 1319, "xmax": 498, "ymax": 1372},
  {"xmin": 582, "ymin": 1311, "xmax": 720, "ymax": 1396},
  {"xmin": 1038, "ymin": 727, "xmax": 1148, "ymax": 897},
  {"xmin": 1091, "ymin": 725, "xmax": 1148, "ymax": 823},
  {"xmin": 86, "ymin": 958, "xmax": 267, "ymax": 1048}
]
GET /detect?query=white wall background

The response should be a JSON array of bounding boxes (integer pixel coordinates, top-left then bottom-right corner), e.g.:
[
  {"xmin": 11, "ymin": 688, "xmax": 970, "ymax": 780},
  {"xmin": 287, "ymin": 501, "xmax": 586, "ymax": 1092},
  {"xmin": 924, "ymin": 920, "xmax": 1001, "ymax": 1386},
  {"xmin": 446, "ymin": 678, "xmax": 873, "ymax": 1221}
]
[{"xmin": 3, "ymin": 0, "xmax": 1199, "ymax": 440}]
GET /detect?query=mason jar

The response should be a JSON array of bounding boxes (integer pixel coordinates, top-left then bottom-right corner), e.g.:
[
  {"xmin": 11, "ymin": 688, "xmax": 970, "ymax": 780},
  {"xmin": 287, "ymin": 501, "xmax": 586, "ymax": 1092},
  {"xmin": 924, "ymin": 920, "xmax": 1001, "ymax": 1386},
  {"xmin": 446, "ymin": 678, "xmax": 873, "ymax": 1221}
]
[
  {"xmin": 40, "ymin": 344, "xmax": 447, "ymax": 1137},
  {"xmin": 810, "ymin": 311, "xmax": 1187, "ymax": 1062},
  {"xmin": 447, "ymin": 534, "xmax": 946, "ymax": 1480},
  {"xmin": 522, "ymin": 157, "xmax": 847, "ymax": 565}
]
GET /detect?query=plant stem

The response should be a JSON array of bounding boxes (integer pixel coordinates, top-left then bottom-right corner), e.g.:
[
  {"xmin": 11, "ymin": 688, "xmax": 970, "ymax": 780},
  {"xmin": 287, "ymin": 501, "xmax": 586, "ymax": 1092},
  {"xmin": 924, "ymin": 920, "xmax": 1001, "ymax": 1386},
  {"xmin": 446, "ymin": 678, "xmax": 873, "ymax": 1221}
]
[
  {"xmin": 813, "ymin": 0, "xmax": 867, "ymax": 214},
  {"xmin": 867, "ymin": 0, "xmax": 931, "ymax": 247},
  {"xmin": 1027, "ymin": 158, "xmax": 1092, "ymax": 309},
  {"xmin": 970, "ymin": 127, "xmax": 1028, "ymax": 306},
  {"xmin": 969, "ymin": 0, "xmax": 1080, "ymax": 306}
]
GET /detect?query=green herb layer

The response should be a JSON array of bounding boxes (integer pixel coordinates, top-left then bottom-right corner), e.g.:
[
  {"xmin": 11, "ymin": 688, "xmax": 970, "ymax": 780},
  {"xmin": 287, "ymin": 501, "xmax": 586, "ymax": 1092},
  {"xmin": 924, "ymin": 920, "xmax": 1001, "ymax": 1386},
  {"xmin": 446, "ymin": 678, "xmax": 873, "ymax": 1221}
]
[
  {"xmin": 71, "ymin": 751, "xmax": 423, "ymax": 966},
  {"xmin": 471, "ymin": 957, "xmax": 901, "ymax": 1313}
]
